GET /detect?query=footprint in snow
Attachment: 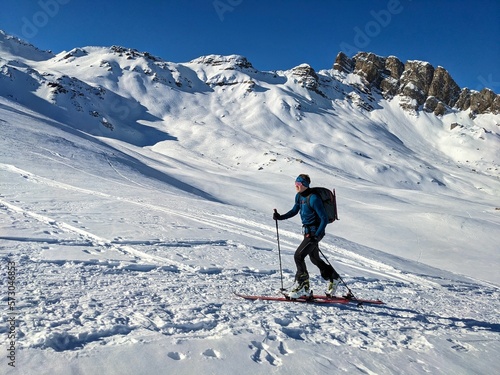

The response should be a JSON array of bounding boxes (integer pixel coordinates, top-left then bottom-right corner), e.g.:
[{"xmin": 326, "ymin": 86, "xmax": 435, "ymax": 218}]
[
  {"xmin": 447, "ymin": 338, "xmax": 474, "ymax": 352},
  {"xmin": 249, "ymin": 341, "xmax": 282, "ymax": 366},
  {"xmin": 202, "ymin": 348, "xmax": 221, "ymax": 359},
  {"xmin": 167, "ymin": 351, "xmax": 186, "ymax": 360},
  {"xmin": 278, "ymin": 341, "xmax": 292, "ymax": 356}
]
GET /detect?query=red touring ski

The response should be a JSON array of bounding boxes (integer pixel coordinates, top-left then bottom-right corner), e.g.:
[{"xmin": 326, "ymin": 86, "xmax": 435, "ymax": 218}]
[
  {"xmin": 235, "ymin": 293, "xmax": 384, "ymax": 305},
  {"xmin": 234, "ymin": 293, "xmax": 348, "ymax": 304},
  {"xmin": 312, "ymin": 294, "xmax": 384, "ymax": 305}
]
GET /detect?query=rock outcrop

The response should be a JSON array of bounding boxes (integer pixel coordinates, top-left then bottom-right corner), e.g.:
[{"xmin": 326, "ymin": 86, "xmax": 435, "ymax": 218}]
[
  {"xmin": 333, "ymin": 51, "xmax": 499, "ymax": 115},
  {"xmin": 190, "ymin": 54, "xmax": 254, "ymax": 70},
  {"xmin": 291, "ymin": 64, "xmax": 319, "ymax": 90},
  {"xmin": 291, "ymin": 64, "xmax": 326, "ymax": 97}
]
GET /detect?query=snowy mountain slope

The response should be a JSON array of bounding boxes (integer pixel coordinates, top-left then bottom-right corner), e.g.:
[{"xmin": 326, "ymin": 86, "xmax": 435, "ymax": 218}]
[
  {"xmin": 1, "ymin": 97, "xmax": 499, "ymax": 375},
  {"xmin": 3, "ymin": 33, "xmax": 497, "ymax": 282},
  {"xmin": 1, "ymin": 32, "xmax": 500, "ymax": 374}
]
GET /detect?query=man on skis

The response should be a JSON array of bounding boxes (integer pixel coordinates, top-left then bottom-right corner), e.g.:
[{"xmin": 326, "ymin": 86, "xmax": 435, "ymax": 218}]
[{"xmin": 273, "ymin": 174, "xmax": 340, "ymax": 299}]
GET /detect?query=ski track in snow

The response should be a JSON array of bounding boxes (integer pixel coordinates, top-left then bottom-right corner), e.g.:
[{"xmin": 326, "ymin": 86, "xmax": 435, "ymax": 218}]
[
  {"xmin": 1, "ymin": 162, "xmax": 499, "ymax": 374},
  {"xmin": 1, "ymin": 162, "xmax": 444, "ymax": 288}
]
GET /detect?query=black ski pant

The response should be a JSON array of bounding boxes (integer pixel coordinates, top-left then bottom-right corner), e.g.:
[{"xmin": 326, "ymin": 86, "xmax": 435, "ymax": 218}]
[{"xmin": 294, "ymin": 236, "xmax": 339, "ymax": 283}]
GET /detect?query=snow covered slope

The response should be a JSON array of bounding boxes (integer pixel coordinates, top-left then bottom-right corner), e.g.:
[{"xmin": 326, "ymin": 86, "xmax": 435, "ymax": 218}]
[{"xmin": 1, "ymin": 32, "xmax": 499, "ymax": 374}]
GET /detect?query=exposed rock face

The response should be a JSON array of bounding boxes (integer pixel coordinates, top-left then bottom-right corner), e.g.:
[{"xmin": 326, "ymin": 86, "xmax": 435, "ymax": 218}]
[
  {"xmin": 191, "ymin": 54, "xmax": 253, "ymax": 70},
  {"xmin": 291, "ymin": 63, "xmax": 319, "ymax": 91},
  {"xmin": 454, "ymin": 88, "xmax": 472, "ymax": 111},
  {"xmin": 353, "ymin": 53, "xmax": 387, "ymax": 86},
  {"xmin": 469, "ymin": 88, "xmax": 498, "ymax": 114},
  {"xmin": 492, "ymin": 95, "xmax": 500, "ymax": 113},
  {"xmin": 333, "ymin": 52, "xmax": 354, "ymax": 73},
  {"xmin": 291, "ymin": 63, "xmax": 326, "ymax": 97},
  {"xmin": 454, "ymin": 87, "xmax": 500, "ymax": 118},
  {"xmin": 424, "ymin": 96, "xmax": 446, "ymax": 116},
  {"xmin": 399, "ymin": 60, "xmax": 435, "ymax": 110},
  {"xmin": 380, "ymin": 56, "xmax": 405, "ymax": 97},
  {"xmin": 333, "ymin": 51, "xmax": 499, "ymax": 115},
  {"xmin": 428, "ymin": 66, "xmax": 461, "ymax": 106},
  {"xmin": 385, "ymin": 56, "xmax": 405, "ymax": 80}
]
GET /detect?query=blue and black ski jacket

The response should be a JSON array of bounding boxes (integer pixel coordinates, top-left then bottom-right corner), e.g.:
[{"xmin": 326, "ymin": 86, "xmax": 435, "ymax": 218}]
[{"xmin": 280, "ymin": 189, "xmax": 328, "ymax": 239}]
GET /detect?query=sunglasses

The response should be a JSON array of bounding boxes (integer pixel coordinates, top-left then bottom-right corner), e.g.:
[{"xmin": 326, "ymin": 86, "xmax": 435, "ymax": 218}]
[{"xmin": 295, "ymin": 181, "xmax": 303, "ymax": 187}]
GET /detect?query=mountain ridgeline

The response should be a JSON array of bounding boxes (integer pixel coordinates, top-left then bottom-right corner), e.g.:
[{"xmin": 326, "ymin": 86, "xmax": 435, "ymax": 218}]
[
  {"xmin": 333, "ymin": 51, "xmax": 499, "ymax": 116},
  {"xmin": 0, "ymin": 29, "xmax": 499, "ymax": 183},
  {"xmin": 1, "ymin": 30, "xmax": 498, "ymax": 125}
]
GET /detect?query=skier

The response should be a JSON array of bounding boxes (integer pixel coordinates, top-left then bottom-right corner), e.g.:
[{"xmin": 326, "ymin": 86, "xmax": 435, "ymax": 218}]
[{"xmin": 273, "ymin": 174, "xmax": 340, "ymax": 299}]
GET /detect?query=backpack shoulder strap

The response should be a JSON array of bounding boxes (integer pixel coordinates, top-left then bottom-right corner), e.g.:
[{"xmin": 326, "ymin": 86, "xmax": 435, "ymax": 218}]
[{"xmin": 305, "ymin": 188, "xmax": 318, "ymax": 210}]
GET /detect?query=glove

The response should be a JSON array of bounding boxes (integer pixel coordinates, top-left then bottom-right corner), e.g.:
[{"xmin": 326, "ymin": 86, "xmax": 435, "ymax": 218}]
[
  {"xmin": 273, "ymin": 211, "xmax": 282, "ymax": 220},
  {"xmin": 308, "ymin": 234, "xmax": 318, "ymax": 242},
  {"xmin": 306, "ymin": 233, "xmax": 320, "ymax": 242}
]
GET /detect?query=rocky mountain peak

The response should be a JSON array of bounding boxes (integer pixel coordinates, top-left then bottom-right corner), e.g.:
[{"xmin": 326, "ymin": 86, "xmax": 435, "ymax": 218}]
[
  {"xmin": 333, "ymin": 51, "xmax": 498, "ymax": 115},
  {"xmin": 190, "ymin": 54, "xmax": 253, "ymax": 70},
  {"xmin": 291, "ymin": 63, "xmax": 319, "ymax": 91}
]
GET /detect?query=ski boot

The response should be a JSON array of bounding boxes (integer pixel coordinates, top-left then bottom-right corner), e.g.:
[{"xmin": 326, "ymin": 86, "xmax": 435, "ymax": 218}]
[
  {"xmin": 325, "ymin": 278, "xmax": 340, "ymax": 298},
  {"xmin": 288, "ymin": 279, "xmax": 312, "ymax": 300}
]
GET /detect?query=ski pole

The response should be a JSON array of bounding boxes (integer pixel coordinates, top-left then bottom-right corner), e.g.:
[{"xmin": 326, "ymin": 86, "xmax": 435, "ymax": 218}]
[
  {"xmin": 318, "ymin": 248, "xmax": 362, "ymax": 306},
  {"xmin": 274, "ymin": 209, "xmax": 285, "ymax": 292}
]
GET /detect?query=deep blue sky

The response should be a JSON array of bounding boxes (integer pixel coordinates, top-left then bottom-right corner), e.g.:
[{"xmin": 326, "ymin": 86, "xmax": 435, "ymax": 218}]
[{"xmin": 2, "ymin": 0, "xmax": 499, "ymax": 91}]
